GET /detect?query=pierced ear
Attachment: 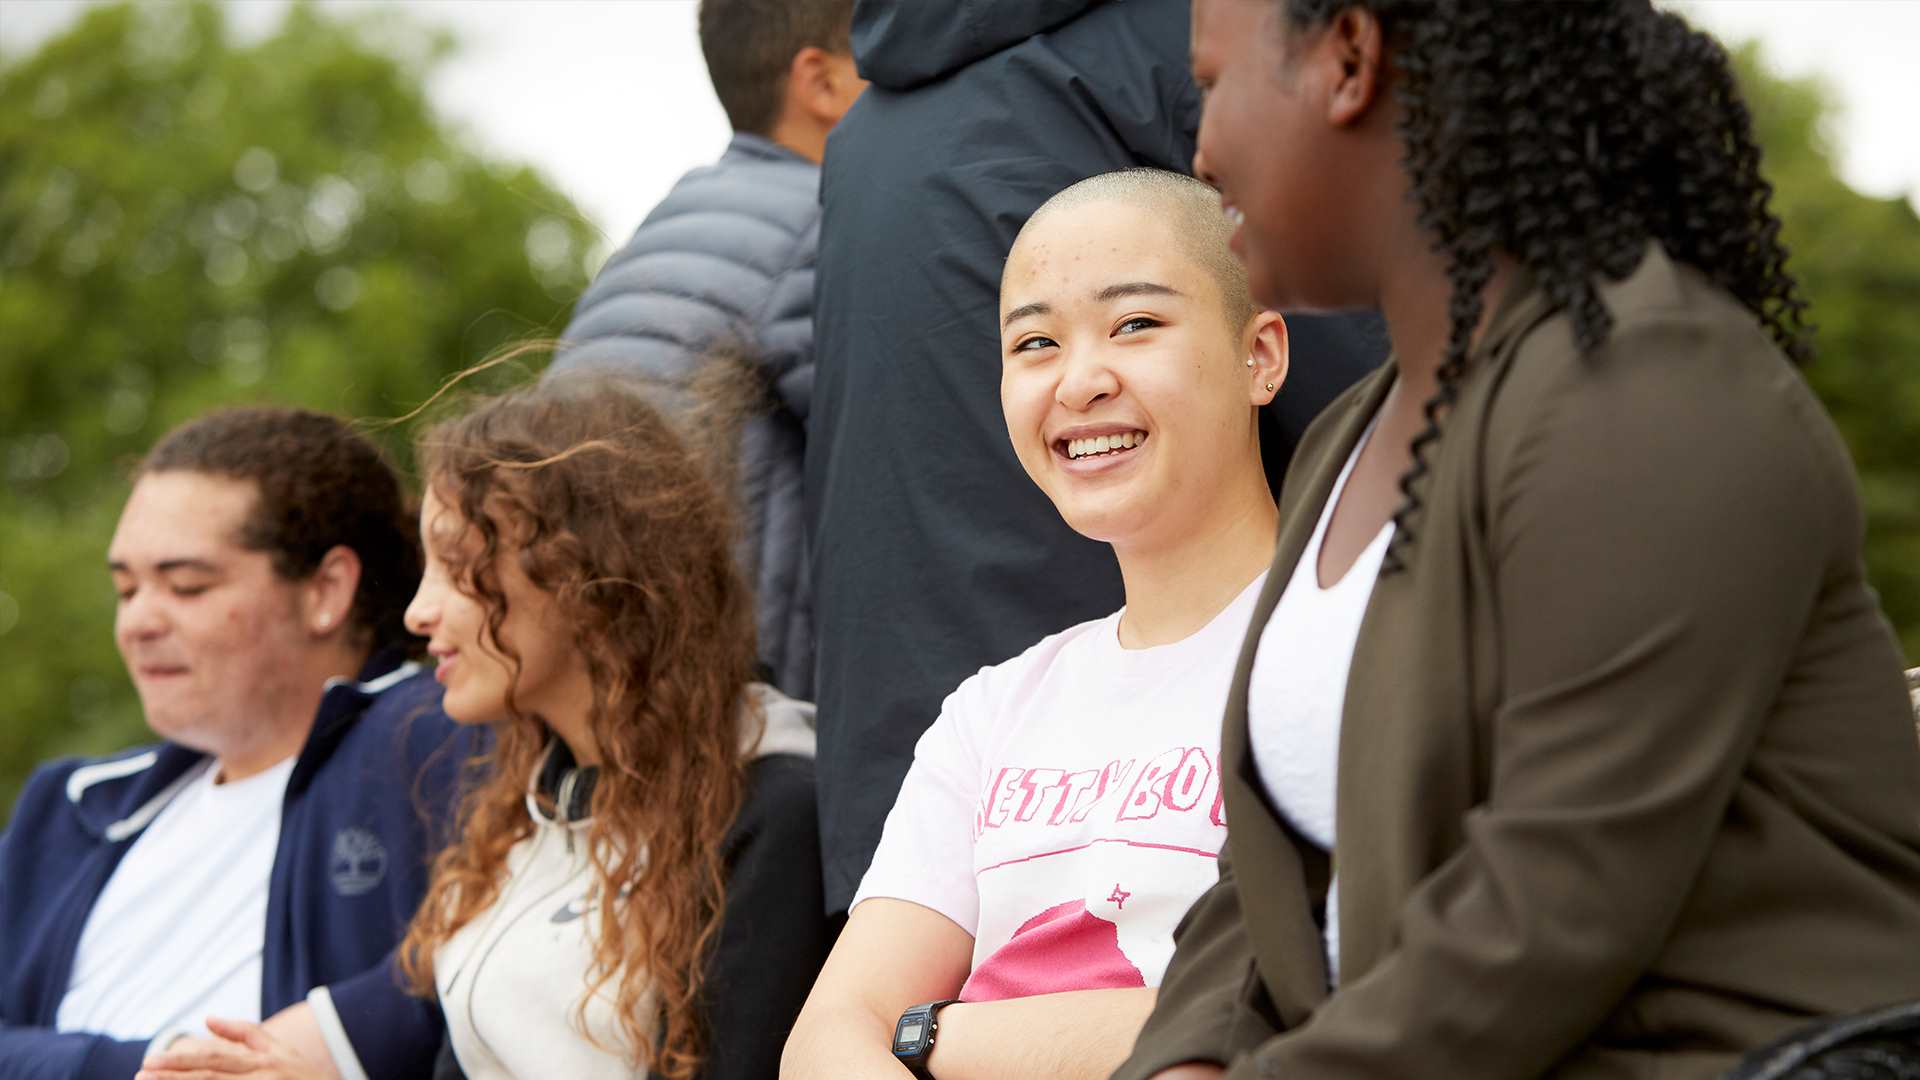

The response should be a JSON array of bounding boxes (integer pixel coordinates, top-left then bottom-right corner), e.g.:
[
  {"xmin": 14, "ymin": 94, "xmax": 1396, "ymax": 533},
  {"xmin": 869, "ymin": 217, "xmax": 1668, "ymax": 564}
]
[
  {"xmin": 1325, "ymin": 7, "xmax": 1386, "ymax": 127},
  {"xmin": 1246, "ymin": 311, "xmax": 1290, "ymax": 403}
]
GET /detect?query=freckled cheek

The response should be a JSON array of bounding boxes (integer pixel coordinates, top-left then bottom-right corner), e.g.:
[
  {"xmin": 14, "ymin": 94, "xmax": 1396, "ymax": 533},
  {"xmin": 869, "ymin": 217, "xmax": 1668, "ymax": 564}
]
[{"xmin": 204, "ymin": 605, "xmax": 283, "ymax": 667}]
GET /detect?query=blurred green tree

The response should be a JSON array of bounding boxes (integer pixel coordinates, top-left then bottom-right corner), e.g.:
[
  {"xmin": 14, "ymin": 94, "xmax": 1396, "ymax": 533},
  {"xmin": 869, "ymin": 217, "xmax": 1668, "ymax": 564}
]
[
  {"xmin": 1, "ymin": 1, "xmax": 598, "ymax": 814},
  {"xmin": 0, "ymin": 10, "xmax": 1914, "ymax": 821},
  {"xmin": 1730, "ymin": 46, "xmax": 1920, "ymax": 666}
]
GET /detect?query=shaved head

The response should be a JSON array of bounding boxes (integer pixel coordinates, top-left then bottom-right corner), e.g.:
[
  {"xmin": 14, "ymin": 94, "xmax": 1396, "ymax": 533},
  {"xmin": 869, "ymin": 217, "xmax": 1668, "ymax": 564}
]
[{"xmin": 1016, "ymin": 168, "xmax": 1256, "ymax": 334}]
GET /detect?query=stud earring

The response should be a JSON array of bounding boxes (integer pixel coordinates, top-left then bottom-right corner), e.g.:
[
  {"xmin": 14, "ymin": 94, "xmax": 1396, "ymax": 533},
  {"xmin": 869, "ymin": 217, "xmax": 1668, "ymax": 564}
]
[
  {"xmin": 1264, "ymin": 382, "xmax": 1276, "ymax": 392},
  {"xmin": 1245, "ymin": 356, "xmax": 1255, "ymax": 367},
  {"xmin": 316, "ymin": 614, "xmax": 331, "ymax": 630}
]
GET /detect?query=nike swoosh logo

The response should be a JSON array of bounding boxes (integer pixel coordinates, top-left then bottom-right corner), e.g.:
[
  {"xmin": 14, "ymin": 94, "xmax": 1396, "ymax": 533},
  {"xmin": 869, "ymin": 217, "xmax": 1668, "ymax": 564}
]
[{"xmin": 551, "ymin": 898, "xmax": 594, "ymax": 924}]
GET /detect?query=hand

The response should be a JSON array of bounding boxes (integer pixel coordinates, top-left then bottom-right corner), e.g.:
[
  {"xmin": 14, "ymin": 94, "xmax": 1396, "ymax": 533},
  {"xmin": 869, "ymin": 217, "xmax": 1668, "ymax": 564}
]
[
  {"xmin": 1149, "ymin": 1066, "xmax": 1226, "ymax": 1080},
  {"xmin": 259, "ymin": 1002, "xmax": 332, "ymax": 1071},
  {"xmin": 142, "ymin": 1036, "xmax": 228, "ymax": 1065},
  {"xmin": 136, "ymin": 1017, "xmax": 338, "ymax": 1080}
]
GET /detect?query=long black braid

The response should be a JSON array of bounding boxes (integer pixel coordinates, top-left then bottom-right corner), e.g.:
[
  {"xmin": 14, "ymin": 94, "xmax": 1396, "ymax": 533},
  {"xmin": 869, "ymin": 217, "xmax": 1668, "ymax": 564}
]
[{"xmin": 1280, "ymin": 0, "xmax": 1813, "ymax": 572}]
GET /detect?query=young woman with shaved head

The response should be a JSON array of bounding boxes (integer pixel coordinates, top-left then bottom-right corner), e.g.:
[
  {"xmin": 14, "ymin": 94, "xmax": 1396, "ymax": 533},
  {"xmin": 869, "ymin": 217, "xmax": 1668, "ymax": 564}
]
[{"xmin": 783, "ymin": 169, "xmax": 1289, "ymax": 1080}]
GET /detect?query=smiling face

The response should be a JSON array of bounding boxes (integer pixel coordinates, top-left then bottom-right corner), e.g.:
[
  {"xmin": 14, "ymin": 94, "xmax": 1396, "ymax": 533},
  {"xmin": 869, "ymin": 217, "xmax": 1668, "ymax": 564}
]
[
  {"xmin": 999, "ymin": 196, "xmax": 1275, "ymax": 552},
  {"xmin": 1191, "ymin": 0, "xmax": 1388, "ymax": 311},
  {"xmin": 108, "ymin": 472, "xmax": 314, "ymax": 755},
  {"xmin": 404, "ymin": 485, "xmax": 591, "ymax": 735}
]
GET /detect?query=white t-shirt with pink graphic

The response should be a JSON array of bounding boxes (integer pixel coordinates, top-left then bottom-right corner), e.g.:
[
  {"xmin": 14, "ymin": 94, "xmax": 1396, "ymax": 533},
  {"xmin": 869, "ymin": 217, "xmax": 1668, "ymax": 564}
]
[{"xmin": 852, "ymin": 573, "xmax": 1266, "ymax": 1001}]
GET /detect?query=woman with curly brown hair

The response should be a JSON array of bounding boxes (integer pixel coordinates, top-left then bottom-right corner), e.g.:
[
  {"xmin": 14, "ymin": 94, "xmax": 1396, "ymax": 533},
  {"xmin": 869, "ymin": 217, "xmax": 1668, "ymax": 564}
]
[
  {"xmin": 1115, "ymin": 1, "xmax": 1920, "ymax": 1078},
  {"xmin": 141, "ymin": 372, "xmax": 830, "ymax": 1080},
  {"xmin": 391, "ymin": 371, "xmax": 827, "ymax": 1080}
]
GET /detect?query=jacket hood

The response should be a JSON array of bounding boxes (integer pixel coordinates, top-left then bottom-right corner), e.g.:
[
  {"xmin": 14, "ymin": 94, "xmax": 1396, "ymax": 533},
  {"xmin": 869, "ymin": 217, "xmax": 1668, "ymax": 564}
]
[{"xmin": 851, "ymin": 0, "xmax": 1106, "ymax": 90}]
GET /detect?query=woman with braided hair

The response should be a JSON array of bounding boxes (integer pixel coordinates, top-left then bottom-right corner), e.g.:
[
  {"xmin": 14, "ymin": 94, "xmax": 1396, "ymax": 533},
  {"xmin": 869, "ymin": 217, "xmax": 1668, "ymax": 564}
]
[{"xmin": 1117, "ymin": 2, "xmax": 1920, "ymax": 1078}]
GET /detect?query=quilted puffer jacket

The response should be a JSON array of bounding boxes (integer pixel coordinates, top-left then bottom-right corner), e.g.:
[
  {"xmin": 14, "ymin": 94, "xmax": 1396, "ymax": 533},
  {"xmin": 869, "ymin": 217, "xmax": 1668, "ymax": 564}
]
[{"xmin": 551, "ymin": 132, "xmax": 818, "ymax": 700}]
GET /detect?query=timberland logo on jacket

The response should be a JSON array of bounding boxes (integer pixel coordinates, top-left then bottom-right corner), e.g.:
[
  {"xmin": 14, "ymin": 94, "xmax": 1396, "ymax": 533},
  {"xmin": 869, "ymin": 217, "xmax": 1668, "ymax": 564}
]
[{"xmin": 330, "ymin": 828, "xmax": 388, "ymax": 896}]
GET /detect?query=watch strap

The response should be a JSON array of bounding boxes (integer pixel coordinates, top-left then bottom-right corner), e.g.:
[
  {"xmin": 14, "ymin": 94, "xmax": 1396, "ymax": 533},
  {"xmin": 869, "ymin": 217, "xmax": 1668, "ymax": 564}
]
[{"xmin": 892, "ymin": 998, "xmax": 962, "ymax": 1078}]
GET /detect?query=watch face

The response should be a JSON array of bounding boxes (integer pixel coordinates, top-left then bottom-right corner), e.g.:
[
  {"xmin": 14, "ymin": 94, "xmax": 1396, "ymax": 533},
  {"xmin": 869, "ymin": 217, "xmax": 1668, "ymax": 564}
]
[{"xmin": 895, "ymin": 1020, "xmax": 926, "ymax": 1048}]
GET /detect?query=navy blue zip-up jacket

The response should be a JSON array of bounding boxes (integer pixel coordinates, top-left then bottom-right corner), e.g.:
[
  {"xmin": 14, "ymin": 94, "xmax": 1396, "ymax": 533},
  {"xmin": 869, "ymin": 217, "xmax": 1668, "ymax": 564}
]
[{"xmin": 0, "ymin": 654, "xmax": 469, "ymax": 1080}]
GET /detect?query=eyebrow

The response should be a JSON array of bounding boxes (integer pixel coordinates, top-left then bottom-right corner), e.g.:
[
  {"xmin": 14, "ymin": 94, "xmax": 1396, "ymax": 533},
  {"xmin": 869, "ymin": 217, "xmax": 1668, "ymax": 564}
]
[
  {"xmin": 1003, "ymin": 300, "xmax": 1051, "ymax": 330},
  {"xmin": 1002, "ymin": 281, "xmax": 1188, "ymax": 331},
  {"xmin": 1095, "ymin": 281, "xmax": 1186, "ymax": 304},
  {"xmin": 107, "ymin": 558, "xmax": 222, "ymax": 574}
]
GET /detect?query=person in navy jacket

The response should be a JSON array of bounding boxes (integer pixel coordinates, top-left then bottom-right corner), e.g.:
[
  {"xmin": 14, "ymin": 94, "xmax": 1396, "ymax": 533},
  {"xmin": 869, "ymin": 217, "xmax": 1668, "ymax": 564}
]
[{"xmin": 0, "ymin": 407, "xmax": 469, "ymax": 1080}]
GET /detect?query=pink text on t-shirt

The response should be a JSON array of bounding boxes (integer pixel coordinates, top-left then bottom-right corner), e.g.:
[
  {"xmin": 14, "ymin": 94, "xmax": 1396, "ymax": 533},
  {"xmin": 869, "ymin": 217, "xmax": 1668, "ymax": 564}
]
[{"xmin": 973, "ymin": 747, "xmax": 1226, "ymax": 840}]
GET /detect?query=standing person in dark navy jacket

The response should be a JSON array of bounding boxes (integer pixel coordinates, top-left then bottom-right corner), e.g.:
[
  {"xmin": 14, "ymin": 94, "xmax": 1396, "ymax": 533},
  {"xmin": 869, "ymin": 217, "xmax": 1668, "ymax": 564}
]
[
  {"xmin": 549, "ymin": 0, "xmax": 867, "ymax": 702},
  {"xmin": 805, "ymin": 0, "xmax": 1386, "ymax": 915},
  {"xmin": 0, "ymin": 408, "xmax": 468, "ymax": 1080}
]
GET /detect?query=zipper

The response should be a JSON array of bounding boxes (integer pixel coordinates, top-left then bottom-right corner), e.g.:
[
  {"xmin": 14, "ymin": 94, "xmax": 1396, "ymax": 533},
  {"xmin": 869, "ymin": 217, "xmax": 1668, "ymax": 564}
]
[
  {"xmin": 557, "ymin": 768, "xmax": 580, "ymax": 854},
  {"xmin": 441, "ymin": 827, "xmax": 548, "ymax": 998}
]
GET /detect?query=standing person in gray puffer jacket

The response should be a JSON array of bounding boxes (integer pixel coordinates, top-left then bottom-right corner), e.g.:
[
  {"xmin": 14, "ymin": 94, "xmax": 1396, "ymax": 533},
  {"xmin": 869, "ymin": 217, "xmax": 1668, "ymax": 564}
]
[{"xmin": 548, "ymin": 0, "xmax": 866, "ymax": 701}]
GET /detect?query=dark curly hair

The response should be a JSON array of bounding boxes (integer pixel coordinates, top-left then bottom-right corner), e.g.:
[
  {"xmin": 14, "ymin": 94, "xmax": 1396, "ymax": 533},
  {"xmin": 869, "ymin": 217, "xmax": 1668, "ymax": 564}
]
[
  {"xmin": 1279, "ymin": 0, "xmax": 1812, "ymax": 570},
  {"xmin": 136, "ymin": 407, "xmax": 423, "ymax": 657},
  {"xmin": 397, "ymin": 368, "xmax": 758, "ymax": 1079}
]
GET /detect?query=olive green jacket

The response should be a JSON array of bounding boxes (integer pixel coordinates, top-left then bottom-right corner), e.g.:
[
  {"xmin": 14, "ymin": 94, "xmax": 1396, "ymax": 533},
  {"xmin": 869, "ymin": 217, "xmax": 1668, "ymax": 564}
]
[{"xmin": 1117, "ymin": 247, "xmax": 1920, "ymax": 1079}]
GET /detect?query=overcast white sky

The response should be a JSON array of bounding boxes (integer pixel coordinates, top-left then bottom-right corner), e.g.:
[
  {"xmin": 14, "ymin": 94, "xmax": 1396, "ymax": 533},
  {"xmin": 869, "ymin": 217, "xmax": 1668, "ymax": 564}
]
[{"xmin": 2, "ymin": 0, "xmax": 1916, "ymax": 246}]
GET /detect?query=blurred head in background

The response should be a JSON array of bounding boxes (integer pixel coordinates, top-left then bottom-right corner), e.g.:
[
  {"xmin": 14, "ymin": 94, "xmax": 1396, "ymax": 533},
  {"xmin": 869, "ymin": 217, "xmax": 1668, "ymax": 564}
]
[
  {"xmin": 699, "ymin": 0, "xmax": 865, "ymax": 162},
  {"xmin": 108, "ymin": 407, "xmax": 421, "ymax": 779}
]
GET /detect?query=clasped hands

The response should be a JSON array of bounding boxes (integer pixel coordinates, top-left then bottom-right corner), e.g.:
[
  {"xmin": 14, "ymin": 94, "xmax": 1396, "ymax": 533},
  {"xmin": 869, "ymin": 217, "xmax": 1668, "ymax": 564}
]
[{"xmin": 136, "ymin": 1013, "xmax": 337, "ymax": 1080}]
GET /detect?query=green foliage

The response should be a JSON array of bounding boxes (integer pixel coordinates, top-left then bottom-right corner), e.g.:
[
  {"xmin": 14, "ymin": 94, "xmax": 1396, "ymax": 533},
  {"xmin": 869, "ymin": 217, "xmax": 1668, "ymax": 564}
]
[
  {"xmin": 0, "ymin": 1, "xmax": 595, "ymax": 815},
  {"xmin": 0, "ymin": 10, "xmax": 1914, "ymax": 823},
  {"xmin": 1730, "ymin": 46, "xmax": 1920, "ymax": 663}
]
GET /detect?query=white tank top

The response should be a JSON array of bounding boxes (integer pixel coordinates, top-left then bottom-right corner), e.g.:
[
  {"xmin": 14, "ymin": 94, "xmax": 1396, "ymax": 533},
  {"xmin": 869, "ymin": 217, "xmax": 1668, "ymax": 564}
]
[{"xmin": 1248, "ymin": 424, "xmax": 1392, "ymax": 986}]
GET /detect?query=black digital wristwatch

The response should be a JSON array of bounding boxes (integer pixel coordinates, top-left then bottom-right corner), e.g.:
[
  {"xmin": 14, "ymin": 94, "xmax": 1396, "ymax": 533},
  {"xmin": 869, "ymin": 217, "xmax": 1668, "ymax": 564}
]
[{"xmin": 891, "ymin": 998, "xmax": 961, "ymax": 1079}]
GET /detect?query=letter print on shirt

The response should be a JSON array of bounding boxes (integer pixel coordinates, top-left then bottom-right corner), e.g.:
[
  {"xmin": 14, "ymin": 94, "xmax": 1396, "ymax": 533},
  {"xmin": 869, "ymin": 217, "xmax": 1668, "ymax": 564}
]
[
  {"xmin": 855, "ymin": 574, "xmax": 1268, "ymax": 1002},
  {"xmin": 960, "ymin": 742, "xmax": 1224, "ymax": 1000}
]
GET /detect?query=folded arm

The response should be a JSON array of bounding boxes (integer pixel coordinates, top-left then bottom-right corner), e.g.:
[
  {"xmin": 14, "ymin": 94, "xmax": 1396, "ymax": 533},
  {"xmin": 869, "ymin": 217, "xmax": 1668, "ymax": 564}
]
[
  {"xmin": 782, "ymin": 897, "xmax": 1155, "ymax": 1080},
  {"xmin": 782, "ymin": 897, "xmax": 973, "ymax": 1079},
  {"xmin": 928, "ymin": 986, "xmax": 1158, "ymax": 1080}
]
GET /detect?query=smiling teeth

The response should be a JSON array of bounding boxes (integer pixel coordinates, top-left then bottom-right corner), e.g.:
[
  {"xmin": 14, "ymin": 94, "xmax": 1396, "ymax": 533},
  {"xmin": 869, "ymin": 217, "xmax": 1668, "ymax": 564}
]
[{"xmin": 1067, "ymin": 431, "xmax": 1147, "ymax": 459}]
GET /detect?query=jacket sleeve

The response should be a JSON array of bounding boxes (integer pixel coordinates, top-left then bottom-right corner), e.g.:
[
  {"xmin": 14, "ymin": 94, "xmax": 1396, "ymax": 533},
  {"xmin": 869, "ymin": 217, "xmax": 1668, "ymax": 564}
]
[
  {"xmin": 303, "ymin": 690, "xmax": 472, "ymax": 1078},
  {"xmin": 550, "ymin": 233, "xmax": 723, "ymax": 391},
  {"xmin": 431, "ymin": 1037, "xmax": 466, "ymax": 1080},
  {"xmin": 1111, "ymin": 852, "xmax": 1278, "ymax": 1079},
  {"xmin": 311, "ymin": 953, "xmax": 443, "ymax": 1080},
  {"xmin": 1233, "ymin": 315, "xmax": 1862, "ymax": 1077},
  {"xmin": 0, "ymin": 763, "xmax": 154, "ymax": 1080},
  {"xmin": 0, "ymin": 1026, "xmax": 149, "ymax": 1080},
  {"xmin": 663, "ymin": 754, "xmax": 835, "ymax": 1080}
]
